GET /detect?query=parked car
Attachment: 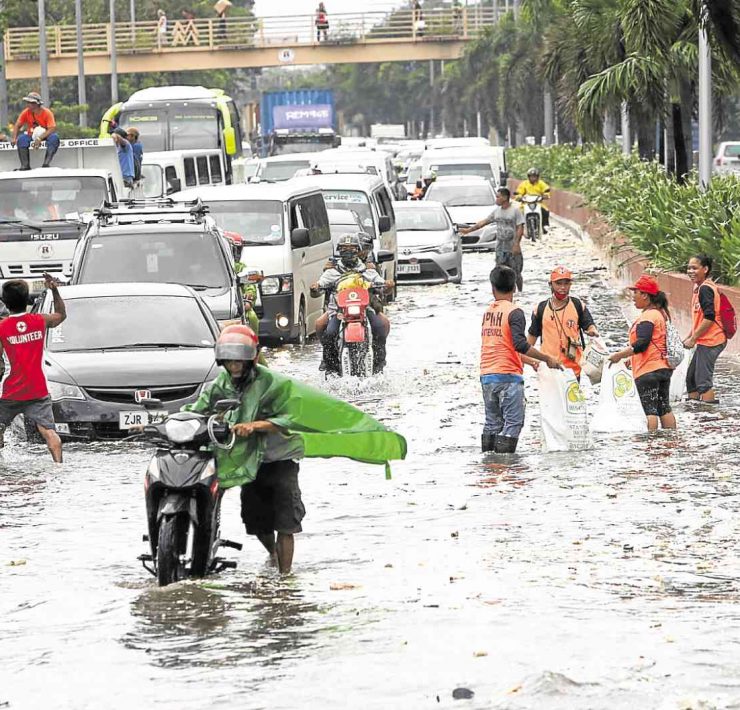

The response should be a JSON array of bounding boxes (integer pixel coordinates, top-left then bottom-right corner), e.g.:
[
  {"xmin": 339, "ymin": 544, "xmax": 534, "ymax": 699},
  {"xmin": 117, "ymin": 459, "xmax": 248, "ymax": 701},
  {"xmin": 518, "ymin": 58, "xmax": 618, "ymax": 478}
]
[
  {"xmin": 714, "ymin": 141, "xmax": 740, "ymax": 175},
  {"xmin": 37, "ymin": 282, "xmax": 220, "ymax": 440},
  {"xmin": 70, "ymin": 200, "xmax": 245, "ymax": 323},
  {"xmin": 423, "ymin": 176, "xmax": 496, "ymax": 250},
  {"xmin": 393, "ymin": 200, "xmax": 462, "ymax": 284}
]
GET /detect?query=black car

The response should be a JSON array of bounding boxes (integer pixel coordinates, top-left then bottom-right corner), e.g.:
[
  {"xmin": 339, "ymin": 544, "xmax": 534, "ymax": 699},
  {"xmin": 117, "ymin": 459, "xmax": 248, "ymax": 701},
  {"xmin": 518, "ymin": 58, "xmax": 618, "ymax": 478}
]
[{"xmin": 36, "ymin": 282, "xmax": 221, "ymax": 440}]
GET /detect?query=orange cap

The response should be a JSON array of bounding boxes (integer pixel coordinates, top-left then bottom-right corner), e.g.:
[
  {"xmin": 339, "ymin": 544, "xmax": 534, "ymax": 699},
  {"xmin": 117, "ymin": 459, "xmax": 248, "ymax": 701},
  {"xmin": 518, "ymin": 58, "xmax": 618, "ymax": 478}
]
[{"xmin": 550, "ymin": 266, "xmax": 573, "ymax": 282}]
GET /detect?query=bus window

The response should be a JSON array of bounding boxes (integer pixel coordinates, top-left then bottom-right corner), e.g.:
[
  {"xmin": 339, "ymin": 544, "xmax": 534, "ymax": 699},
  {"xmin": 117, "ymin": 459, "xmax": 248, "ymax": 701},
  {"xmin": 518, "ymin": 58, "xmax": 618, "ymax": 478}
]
[
  {"xmin": 210, "ymin": 155, "xmax": 223, "ymax": 184},
  {"xmin": 196, "ymin": 155, "xmax": 210, "ymax": 185},
  {"xmin": 184, "ymin": 158, "xmax": 197, "ymax": 187}
]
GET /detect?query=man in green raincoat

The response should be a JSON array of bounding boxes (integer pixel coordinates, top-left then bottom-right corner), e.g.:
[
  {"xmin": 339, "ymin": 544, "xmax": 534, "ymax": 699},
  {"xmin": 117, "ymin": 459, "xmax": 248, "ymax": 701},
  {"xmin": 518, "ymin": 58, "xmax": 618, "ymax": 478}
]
[{"xmin": 185, "ymin": 325, "xmax": 406, "ymax": 574}]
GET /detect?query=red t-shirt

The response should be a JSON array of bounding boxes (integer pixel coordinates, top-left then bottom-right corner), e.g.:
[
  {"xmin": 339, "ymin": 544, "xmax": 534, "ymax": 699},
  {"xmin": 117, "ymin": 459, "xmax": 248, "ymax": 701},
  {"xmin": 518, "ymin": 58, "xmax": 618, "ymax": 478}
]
[
  {"xmin": 18, "ymin": 107, "xmax": 56, "ymax": 136},
  {"xmin": 0, "ymin": 314, "xmax": 49, "ymax": 400}
]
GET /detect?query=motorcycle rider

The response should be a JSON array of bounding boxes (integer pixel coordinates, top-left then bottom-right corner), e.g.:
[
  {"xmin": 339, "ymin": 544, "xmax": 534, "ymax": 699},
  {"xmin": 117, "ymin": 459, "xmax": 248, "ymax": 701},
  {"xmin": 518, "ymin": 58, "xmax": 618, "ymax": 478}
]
[
  {"xmin": 515, "ymin": 167, "xmax": 551, "ymax": 233},
  {"xmin": 312, "ymin": 234, "xmax": 392, "ymax": 374},
  {"xmin": 420, "ymin": 170, "xmax": 436, "ymax": 199}
]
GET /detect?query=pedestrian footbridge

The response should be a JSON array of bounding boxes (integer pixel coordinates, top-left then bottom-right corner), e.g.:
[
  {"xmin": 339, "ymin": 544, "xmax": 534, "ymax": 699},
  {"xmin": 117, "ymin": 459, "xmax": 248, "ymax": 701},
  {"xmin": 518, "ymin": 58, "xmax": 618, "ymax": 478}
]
[{"xmin": 4, "ymin": 8, "xmax": 497, "ymax": 80}]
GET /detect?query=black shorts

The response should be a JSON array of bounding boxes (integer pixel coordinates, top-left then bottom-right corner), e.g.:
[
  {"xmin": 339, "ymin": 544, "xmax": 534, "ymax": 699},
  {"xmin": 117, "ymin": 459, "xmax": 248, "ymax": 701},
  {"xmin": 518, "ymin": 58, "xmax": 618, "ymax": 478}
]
[
  {"xmin": 635, "ymin": 368, "xmax": 672, "ymax": 417},
  {"xmin": 0, "ymin": 396, "xmax": 56, "ymax": 431},
  {"xmin": 240, "ymin": 460, "xmax": 305, "ymax": 535}
]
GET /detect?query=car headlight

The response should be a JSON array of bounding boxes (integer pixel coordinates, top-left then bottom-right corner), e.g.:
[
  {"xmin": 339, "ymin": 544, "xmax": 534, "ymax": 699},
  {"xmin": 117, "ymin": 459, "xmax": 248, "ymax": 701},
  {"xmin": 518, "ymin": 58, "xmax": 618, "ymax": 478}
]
[
  {"xmin": 261, "ymin": 275, "xmax": 293, "ymax": 295},
  {"xmin": 48, "ymin": 381, "xmax": 84, "ymax": 401},
  {"xmin": 436, "ymin": 240, "xmax": 456, "ymax": 254},
  {"xmin": 164, "ymin": 418, "xmax": 201, "ymax": 444}
]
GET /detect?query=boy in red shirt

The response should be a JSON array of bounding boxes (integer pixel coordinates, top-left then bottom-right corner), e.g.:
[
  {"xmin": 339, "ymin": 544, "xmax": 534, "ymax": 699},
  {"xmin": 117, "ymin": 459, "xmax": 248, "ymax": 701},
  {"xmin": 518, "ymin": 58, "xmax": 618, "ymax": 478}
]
[
  {"xmin": 0, "ymin": 274, "xmax": 66, "ymax": 462},
  {"xmin": 10, "ymin": 93, "xmax": 60, "ymax": 170}
]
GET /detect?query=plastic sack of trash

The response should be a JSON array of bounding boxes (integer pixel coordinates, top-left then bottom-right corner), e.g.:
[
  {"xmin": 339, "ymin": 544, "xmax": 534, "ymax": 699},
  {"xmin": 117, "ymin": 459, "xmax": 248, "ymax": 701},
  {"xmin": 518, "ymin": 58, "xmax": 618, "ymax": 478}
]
[
  {"xmin": 591, "ymin": 361, "xmax": 647, "ymax": 433},
  {"xmin": 538, "ymin": 366, "xmax": 592, "ymax": 452},
  {"xmin": 581, "ymin": 338, "xmax": 609, "ymax": 385},
  {"xmin": 669, "ymin": 347, "xmax": 693, "ymax": 403}
]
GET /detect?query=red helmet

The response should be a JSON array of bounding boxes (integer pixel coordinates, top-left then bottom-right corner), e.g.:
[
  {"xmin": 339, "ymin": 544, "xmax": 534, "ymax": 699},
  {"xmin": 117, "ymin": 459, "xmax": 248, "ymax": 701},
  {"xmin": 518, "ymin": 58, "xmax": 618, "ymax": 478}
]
[{"xmin": 216, "ymin": 325, "xmax": 259, "ymax": 363}]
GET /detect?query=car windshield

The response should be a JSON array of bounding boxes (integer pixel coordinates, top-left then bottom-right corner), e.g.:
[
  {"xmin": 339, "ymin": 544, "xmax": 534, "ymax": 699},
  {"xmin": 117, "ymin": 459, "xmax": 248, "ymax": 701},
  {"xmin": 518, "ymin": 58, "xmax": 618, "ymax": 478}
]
[
  {"xmin": 79, "ymin": 231, "xmax": 229, "ymax": 288},
  {"xmin": 434, "ymin": 163, "xmax": 493, "ymax": 179},
  {"xmin": 48, "ymin": 295, "xmax": 215, "ymax": 352},
  {"xmin": 141, "ymin": 164, "xmax": 163, "ymax": 198},
  {"xmin": 207, "ymin": 200, "xmax": 284, "ymax": 245},
  {"xmin": 724, "ymin": 144, "xmax": 740, "ymax": 157},
  {"xmin": 426, "ymin": 184, "xmax": 494, "ymax": 207},
  {"xmin": 406, "ymin": 165, "xmax": 422, "ymax": 184},
  {"xmin": 0, "ymin": 176, "xmax": 107, "ymax": 221},
  {"xmin": 322, "ymin": 190, "xmax": 376, "ymax": 237},
  {"xmin": 260, "ymin": 161, "xmax": 310, "ymax": 181},
  {"xmin": 396, "ymin": 207, "xmax": 449, "ymax": 231}
]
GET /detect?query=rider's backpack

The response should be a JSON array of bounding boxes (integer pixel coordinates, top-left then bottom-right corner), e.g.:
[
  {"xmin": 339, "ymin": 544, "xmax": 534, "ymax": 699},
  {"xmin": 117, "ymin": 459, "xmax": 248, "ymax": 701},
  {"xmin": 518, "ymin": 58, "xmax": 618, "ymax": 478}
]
[{"xmin": 719, "ymin": 292, "xmax": 737, "ymax": 339}]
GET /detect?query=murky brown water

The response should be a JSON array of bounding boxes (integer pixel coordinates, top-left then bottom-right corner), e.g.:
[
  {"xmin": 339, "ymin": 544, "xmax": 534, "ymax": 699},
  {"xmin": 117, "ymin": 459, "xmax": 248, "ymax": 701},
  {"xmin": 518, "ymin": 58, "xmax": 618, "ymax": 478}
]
[{"xmin": 2, "ymin": 226, "xmax": 739, "ymax": 709}]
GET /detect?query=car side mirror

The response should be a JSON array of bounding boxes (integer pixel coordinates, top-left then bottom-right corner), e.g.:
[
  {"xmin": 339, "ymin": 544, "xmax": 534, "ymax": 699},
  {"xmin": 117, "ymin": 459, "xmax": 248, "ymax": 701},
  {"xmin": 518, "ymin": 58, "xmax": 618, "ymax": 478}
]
[
  {"xmin": 376, "ymin": 249, "xmax": 394, "ymax": 264},
  {"xmin": 214, "ymin": 398, "xmax": 240, "ymax": 412},
  {"xmin": 290, "ymin": 227, "xmax": 310, "ymax": 249},
  {"xmin": 166, "ymin": 177, "xmax": 181, "ymax": 195},
  {"xmin": 378, "ymin": 215, "xmax": 391, "ymax": 233}
]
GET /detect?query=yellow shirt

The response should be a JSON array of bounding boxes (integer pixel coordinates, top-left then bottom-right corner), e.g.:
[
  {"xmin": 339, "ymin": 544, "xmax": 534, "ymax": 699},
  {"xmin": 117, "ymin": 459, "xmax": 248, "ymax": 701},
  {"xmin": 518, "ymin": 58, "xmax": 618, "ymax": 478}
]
[{"xmin": 516, "ymin": 179, "xmax": 551, "ymax": 210}]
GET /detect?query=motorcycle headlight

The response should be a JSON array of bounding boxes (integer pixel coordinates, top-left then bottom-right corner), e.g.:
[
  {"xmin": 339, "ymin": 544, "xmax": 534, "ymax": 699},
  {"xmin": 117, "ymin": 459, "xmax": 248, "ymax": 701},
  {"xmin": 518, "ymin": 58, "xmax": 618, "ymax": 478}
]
[
  {"xmin": 436, "ymin": 240, "xmax": 456, "ymax": 253},
  {"xmin": 48, "ymin": 381, "xmax": 84, "ymax": 401},
  {"xmin": 347, "ymin": 305, "xmax": 361, "ymax": 315},
  {"xmin": 164, "ymin": 418, "xmax": 200, "ymax": 444}
]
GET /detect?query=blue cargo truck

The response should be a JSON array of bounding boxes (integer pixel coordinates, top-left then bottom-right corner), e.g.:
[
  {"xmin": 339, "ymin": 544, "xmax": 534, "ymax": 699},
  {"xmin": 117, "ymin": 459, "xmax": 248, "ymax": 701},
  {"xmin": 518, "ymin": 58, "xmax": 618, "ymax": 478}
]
[{"xmin": 258, "ymin": 89, "xmax": 340, "ymax": 157}]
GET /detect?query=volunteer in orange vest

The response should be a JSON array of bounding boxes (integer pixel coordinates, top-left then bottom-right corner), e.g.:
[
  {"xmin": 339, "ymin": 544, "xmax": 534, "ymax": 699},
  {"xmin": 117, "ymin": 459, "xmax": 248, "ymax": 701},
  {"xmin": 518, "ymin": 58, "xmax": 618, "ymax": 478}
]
[
  {"xmin": 480, "ymin": 265, "xmax": 561, "ymax": 454},
  {"xmin": 608, "ymin": 275, "xmax": 677, "ymax": 432},
  {"xmin": 527, "ymin": 265, "xmax": 600, "ymax": 379},
  {"xmin": 682, "ymin": 254, "xmax": 727, "ymax": 403}
]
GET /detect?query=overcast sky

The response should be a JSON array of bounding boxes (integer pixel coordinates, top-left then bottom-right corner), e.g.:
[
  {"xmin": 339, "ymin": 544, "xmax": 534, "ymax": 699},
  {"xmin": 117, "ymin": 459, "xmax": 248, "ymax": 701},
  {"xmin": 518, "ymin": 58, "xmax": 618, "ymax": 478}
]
[{"xmin": 253, "ymin": 0, "xmax": 406, "ymax": 17}]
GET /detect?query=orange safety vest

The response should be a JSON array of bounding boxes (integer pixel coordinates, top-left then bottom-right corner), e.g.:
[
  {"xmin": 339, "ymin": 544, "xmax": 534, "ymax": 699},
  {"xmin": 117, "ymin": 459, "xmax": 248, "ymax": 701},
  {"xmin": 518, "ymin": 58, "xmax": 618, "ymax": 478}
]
[
  {"xmin": 692, "ymin": 280, "xmax": 726, "ymax": 347},
  {"xmin": 629, "ymin": 309, "xmax": 669, "ymax": 379},
  {"xmin": 536, "ymin": 298, "xmax": 582, "ymax": 377},
  {"xmin": 480, "ymin": 300, "xmax": 523, "ymax": 376}
]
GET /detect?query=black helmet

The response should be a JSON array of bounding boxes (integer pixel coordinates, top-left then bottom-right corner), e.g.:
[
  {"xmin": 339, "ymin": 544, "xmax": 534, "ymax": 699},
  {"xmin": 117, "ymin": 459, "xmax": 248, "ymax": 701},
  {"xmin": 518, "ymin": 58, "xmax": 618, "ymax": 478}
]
[
  {"xmin": 336, "ymin": 233, "xmax": 362, "ymax": 254},
  {"xmin": 527, "ymin": 167, "xmax": 540, "ymax": 177}
]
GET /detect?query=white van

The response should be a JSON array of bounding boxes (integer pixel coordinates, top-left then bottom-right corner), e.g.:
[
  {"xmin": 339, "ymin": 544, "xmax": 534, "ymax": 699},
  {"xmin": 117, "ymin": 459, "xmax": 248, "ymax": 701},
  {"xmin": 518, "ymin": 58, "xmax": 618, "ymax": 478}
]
[
  {"xmin": 311, "ymin": 149, "xmax": 406, "ymax": 201},
  {"xmin": 254, "ymin": 152, "xmax": 319, "ymax": 183},
  {"xmin": 421, "ymin": 146, "xmax": 507, "ymax": 187},
  {"xmin": 289, "ymin": 173, "xmax": 398, "ymax": 297},
  {"xmin": 172, "ymin": 182, "xmax": 332, "ymax": 344},
  {"xmin": 141, "ymin": 149, "xmax": 226, "ymax": 197}
]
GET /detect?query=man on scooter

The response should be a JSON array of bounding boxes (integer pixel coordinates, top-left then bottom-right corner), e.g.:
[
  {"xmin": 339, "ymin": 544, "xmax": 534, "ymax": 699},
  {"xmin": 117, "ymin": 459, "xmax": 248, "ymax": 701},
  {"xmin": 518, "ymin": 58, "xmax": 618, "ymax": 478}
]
[
  {"xmin": 312, "ymin": 234, "xmax": 392, "ymax": 374},
  {"xmin": 515, "ymin": 167, "xmax": 551, "ymax": 233}
]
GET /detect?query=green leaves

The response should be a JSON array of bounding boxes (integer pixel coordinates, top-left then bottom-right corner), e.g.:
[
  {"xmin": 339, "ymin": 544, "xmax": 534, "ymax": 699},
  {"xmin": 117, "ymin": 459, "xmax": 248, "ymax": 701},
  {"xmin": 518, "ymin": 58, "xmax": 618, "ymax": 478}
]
[{"xmin": 509, "ymin": 145, "xmax": 740, "ymax": 285}]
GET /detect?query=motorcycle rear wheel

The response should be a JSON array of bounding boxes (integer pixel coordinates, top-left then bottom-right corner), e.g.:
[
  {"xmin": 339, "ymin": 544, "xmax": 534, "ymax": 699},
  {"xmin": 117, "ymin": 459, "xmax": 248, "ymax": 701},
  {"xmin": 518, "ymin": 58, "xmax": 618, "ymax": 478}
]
[
  {"xmin": 526, "ymin": 214, "xmax": 539, "ymax": 242},
  {"xmin": 157, "ymin": 514, "xmax": 187, "ymax": 586}
]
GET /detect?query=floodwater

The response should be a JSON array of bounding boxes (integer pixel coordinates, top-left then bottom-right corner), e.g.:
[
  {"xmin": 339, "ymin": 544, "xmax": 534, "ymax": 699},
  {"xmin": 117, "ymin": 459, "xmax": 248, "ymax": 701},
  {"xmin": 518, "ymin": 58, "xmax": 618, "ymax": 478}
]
[{"xmin": 2, "ymin": 225, "xmax": 740, "ymax": 710}]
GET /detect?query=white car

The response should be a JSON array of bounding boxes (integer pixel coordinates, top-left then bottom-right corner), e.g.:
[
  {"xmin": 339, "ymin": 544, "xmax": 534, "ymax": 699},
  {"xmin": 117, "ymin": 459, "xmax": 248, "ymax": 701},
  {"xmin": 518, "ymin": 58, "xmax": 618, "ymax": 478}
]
[
  {"xmin": 423, "ymin": 176, "xmax": 497, "ymax": 250},
  {"xmin": 714, "ymin": 142, "xmax": 740, "ymax": 175}
]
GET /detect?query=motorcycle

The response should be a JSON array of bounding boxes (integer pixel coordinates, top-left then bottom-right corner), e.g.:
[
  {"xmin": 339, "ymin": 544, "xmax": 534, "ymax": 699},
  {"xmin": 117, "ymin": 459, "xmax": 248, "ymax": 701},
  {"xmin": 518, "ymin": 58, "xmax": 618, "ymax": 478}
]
[
  {"xmin": 518, "ymin": 194, "xmax": 544, "ymax": 242},
  {"xmin": 132, "ymin": 398, "xmax": 242, "ymax": 586}
]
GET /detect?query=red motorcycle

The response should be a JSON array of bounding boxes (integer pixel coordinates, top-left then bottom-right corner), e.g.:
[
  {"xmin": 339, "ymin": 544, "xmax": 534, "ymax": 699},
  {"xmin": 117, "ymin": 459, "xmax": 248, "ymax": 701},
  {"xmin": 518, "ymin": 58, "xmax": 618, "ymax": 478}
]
[{"xmin": 336, "ymin": 276, "xmax": 376, "ymax": 378}]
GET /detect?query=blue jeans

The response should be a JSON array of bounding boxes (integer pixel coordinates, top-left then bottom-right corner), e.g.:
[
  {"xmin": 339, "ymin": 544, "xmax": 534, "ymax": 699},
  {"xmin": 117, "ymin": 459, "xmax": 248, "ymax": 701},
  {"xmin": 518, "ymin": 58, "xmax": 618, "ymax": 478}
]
[
  {"xmin": 17, "ymin": 132, "xmax": 59, "ymax": 151},
  {"xmin": 481, "ymin": 379, "xmax": 525, "ymax": 438}
]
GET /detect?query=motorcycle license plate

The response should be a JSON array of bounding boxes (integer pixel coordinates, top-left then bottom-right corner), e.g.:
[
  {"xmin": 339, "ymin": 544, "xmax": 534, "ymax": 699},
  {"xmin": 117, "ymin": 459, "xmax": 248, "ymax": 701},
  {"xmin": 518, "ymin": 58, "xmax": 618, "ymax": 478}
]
[
  {"xmin": 119, "ymin": 410, "xmax": 168, "ymax": 430},
  {"xmin": 397, "ymin": 263, "xmax": 421, "ymax": 274}
]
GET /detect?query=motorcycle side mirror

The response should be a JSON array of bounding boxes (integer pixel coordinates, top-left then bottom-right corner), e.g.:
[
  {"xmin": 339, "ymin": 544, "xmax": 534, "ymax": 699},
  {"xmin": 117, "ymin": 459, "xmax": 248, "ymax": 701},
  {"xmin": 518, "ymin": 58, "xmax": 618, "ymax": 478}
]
[
  {"xmin": 376, "ymin": 249, "xmax": 394, "ymax": 264},
  {"xmin": 142, "ymin": 398, "xmax": 164, "ymax": 410},
  {"xmin": 214, "ymin": 398, "xmax": 239, "ymax": 412}
]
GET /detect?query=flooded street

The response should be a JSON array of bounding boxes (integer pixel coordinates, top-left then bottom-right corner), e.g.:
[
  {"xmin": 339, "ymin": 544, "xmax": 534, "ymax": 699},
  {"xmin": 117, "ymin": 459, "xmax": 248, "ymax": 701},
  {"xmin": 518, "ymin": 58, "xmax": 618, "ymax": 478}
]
[{"xmin": 3, "ymin": 225, "xmax": 740, "ymax": 709}]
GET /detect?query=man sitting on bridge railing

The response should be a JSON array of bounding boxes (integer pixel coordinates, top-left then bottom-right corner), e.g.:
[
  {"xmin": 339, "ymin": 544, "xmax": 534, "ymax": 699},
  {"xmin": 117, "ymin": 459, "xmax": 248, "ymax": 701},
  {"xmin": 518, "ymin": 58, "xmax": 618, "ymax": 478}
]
[{"xmin": 11, "ymin": 92, "xmax": 60, "ymax": 170}]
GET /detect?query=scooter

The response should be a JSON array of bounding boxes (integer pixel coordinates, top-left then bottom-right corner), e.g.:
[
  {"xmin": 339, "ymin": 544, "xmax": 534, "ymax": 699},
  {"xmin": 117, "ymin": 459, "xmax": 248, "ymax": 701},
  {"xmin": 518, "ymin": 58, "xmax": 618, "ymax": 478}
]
[
  {"xmin": 132, "ymin": 398, "xmax": 242, "ymax": 586},
  {"xmin": 518, "ymin": 194, "xmax": 544, "ymax": 242}
]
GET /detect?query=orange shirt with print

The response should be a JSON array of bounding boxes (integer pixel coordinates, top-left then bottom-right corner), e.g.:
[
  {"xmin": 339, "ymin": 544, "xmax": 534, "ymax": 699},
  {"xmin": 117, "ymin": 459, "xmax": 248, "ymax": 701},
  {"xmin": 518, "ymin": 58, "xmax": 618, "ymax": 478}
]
[
  {"xmin": 480, "ymin": 300, "xmax": 523, "ymax": 376},
  {"xmin": 538, "ymin": 299, "xmax": 583, "ymax": 377},
  {"xmin": 629, "ymin": 309, "xmax": 670, "ymax": 379},
  {"xmin": 692, "ymin": 280, "xmax": 726, "ymax": 347},
  {"xmin": 17, "ymin": 107, "xmax": 55, "ymax": 135}
]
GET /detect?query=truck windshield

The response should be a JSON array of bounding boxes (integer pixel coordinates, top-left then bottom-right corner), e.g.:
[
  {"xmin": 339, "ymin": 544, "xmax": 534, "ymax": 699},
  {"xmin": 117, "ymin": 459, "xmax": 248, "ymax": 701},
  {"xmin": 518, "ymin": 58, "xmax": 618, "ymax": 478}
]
[
  {"xmin": 322, "ymin": 190, "xmax": 376, "ymax": 238},
  {"xmin": 79, "ymin": 232, "xmax": 228, "ymax": 288},
  {"xmin": 207, "ymin": 200, "xmax": 284, "ymax": 245},
  {"xmin": 0, "ymin": 176, "xmax": 107, "ymax": 221}
]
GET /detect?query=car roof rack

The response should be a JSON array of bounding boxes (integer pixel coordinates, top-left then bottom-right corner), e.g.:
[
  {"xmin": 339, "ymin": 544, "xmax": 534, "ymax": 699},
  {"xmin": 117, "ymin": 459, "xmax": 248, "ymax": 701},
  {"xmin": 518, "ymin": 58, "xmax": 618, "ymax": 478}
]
[{"xmin": 93, "ymin": 198, "xmax": 210, "ymax": 225}]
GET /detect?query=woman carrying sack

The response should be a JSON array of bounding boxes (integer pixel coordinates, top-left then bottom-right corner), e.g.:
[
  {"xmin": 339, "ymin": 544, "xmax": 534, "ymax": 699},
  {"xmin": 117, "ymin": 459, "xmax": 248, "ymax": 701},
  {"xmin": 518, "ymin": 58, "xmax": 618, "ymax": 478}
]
[{"xmin": 608, "ymin": 275, "xmax": 677, "ymax": 432}]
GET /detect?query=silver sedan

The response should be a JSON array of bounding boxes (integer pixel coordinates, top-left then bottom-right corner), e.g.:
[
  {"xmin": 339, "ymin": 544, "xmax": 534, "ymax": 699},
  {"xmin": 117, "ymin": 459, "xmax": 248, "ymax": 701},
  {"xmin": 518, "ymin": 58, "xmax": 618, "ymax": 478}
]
[{"xmin": 393, "ymin": 200, "xmax": 463, "ymax": 284}]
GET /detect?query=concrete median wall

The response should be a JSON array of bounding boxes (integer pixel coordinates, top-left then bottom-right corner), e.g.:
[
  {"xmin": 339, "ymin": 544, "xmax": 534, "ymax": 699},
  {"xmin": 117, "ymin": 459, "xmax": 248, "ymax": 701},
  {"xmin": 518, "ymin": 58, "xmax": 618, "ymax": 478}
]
[{"xmin": 509, "ymin": 179, "xmax": 740, "ymax": 357}]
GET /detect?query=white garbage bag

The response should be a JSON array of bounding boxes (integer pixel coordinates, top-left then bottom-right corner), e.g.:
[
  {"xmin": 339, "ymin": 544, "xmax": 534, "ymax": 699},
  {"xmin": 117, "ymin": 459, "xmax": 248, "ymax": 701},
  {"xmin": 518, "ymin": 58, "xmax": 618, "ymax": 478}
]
[
  {"xmin": 591, "ymin": 361, "xmax": 648, "ymax": 433},
  {"xmin": 538, "ymin": 366, "xmax": 592, "ymax": 452},
  {"xmin": 669, "ymin": 348, "xmax": 693, "ymax": 403}
]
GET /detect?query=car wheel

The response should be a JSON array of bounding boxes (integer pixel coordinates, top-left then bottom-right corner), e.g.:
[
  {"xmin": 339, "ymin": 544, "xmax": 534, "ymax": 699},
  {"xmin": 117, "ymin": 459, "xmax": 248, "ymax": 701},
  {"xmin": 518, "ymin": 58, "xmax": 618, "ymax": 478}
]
[{"xmin": 295, "ymin": 301, "xmax": 307, "ymax": 347}]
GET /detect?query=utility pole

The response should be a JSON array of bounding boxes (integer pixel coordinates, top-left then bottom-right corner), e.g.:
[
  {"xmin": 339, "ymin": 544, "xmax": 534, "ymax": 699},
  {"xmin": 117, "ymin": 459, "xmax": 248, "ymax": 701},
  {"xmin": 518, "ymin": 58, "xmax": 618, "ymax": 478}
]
[
  {"xmin": 0, "ymin": 0, "xmax": 8, "ymax": 130},
  {"xmin": 39, "ymin": 0, "xmax": 50, "ymax": 104},
  {"xmin": 543, "ymin": 83, "xmax": 554, "ymax": 145},
  {"xmin": 620, "ymin": 101, "xmax": 630, "ymax": 154},
  {"xmin": 130, "ymin": 0, "xmax": 135, "ymax": 46},
  {"xmin": 698, "ymin": 14, "xmax": 712, "ymax": 189},
  {"xmin": 110, "ymin": 0, "xmax": 118, "ymax": 103},
  {"xmin": 75, "ymin": 0, "xmax": 87, "ymax": 127},
  {"xmin": 429, "ymin": 59, "xmax": 435, "ymax": 138}
]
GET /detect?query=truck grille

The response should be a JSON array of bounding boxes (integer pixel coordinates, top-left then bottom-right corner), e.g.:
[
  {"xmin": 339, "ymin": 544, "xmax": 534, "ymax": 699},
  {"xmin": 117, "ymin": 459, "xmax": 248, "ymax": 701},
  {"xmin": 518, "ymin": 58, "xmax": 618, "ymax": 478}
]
[{"xmin": 5, "ymin": 262, "xmax": 67, "ymax": 276}]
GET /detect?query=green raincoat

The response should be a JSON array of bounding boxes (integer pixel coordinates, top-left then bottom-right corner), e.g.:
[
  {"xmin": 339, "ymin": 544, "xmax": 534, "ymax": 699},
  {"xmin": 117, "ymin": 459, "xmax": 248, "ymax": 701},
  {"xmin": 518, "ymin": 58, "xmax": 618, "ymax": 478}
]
[{"xmin": 185, "ymin": 366, "xmax": 407, "ymax": 488}]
